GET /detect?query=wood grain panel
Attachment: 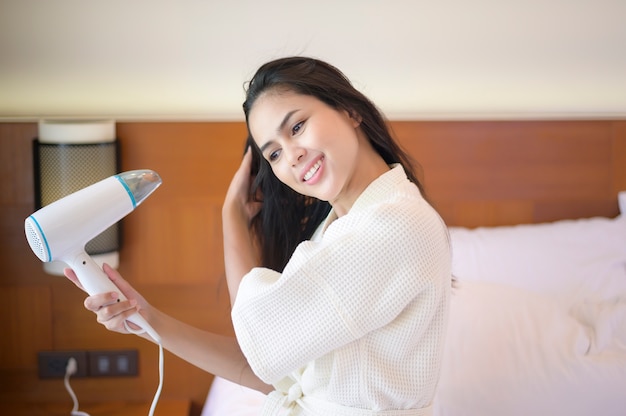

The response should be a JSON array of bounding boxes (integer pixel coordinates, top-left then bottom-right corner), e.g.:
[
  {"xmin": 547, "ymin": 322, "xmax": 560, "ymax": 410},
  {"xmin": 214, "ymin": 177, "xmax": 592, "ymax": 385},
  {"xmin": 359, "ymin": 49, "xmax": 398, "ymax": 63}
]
[
  {"xmin": 392, "ymin": 120, "xmax": 617, "ymax": 225},
  {"xmin": 116, "ymin": 122, "xmax": 247, "ymax": 286},
  {"xmin": 0, "ymin": 123, "xmax": 37, "ymax": 204},
  {"xmin": 116, "ymin": 122, "xmax": 248, "ymax": 200},
  {"xmin": 0, "ymin": 123, "xmax": 52, "ymax": 285},
  {"xmin": 0, "ymin": 286, "xmax": 52, "ymax": 369},
  {"xmin": 121, "ymin": 199, "xmax": 224, "ymax": 285}
]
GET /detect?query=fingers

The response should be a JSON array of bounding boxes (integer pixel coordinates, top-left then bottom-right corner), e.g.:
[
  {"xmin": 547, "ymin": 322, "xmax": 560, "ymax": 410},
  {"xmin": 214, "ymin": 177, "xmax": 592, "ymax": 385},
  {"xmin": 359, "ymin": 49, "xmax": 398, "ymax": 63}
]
[
  {"xmin": 63, "ymin": 268, "xmax": 85, "ymax": 292},
  {"xmin": 242, "ymin": 145, "xmax": 253, "ymax": 168},
  {"xmin": 102, "ymin": 262, "xmax": 124, "ymax": 285},
  {"xmin": 85, "ymin": 293, "xmax": 138, "ymax": 333},
  {"xmin": 224, "ymin": 146, "xmax": 262, "ymax": 220},
  {"xmin": 239, "ymin": 146, "xmax": 256, "ymax": 178},
  {"xmin": 95, "ymin": 300, "xmax": 137, "ymax": 323},
  {"xmin": 66, "ymin": 263, "xmax": 146, "ymax": 336},
  {"xmin": 85, "ymin": 263, "xmax": 139, "ymax": 333},
  {"xmin": 98, "ymin": 306, "xmax": 139, "ymax": 333},
  {"xmin": 83, "ymin": 291, "xmax": 120, "ymax": 312},
  {"xmin": 102, "ymin": 263, "xmax": 136, "ymax": 296},
  {"xmin": 64, "ymin": 263, "xmax": 123, "ymax": 294}
]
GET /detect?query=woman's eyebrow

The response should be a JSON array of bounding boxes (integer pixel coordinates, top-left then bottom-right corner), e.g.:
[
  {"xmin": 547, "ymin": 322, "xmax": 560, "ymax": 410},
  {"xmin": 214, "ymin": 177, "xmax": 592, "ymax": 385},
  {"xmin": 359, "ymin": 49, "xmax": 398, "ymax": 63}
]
[
  {"xmin": 260, "ymin": 109, "xmax": 299, "ymax": 153},
  {"xmin": 259, "ymin": 140, "xmax": 274, "ymax": 153},
  {"xmin": 277, "ymin": 109, "xmax": 299, "ymax": 133}
]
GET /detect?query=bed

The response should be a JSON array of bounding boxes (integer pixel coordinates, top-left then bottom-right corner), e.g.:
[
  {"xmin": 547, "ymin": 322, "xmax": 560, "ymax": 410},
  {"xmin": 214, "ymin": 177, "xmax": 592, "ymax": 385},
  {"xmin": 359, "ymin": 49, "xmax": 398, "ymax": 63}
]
[{"xmin": 201, "ymin": 120, "xmax": 626, "ymax": 416}]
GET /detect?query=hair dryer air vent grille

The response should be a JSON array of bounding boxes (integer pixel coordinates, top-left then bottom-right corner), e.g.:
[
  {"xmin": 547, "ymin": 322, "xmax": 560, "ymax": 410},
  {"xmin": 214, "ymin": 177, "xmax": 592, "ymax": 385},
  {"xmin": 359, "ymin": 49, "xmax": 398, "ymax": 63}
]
[{"xmin": 25, "ymin": 219, "xmax": 48, "ymax": 262}]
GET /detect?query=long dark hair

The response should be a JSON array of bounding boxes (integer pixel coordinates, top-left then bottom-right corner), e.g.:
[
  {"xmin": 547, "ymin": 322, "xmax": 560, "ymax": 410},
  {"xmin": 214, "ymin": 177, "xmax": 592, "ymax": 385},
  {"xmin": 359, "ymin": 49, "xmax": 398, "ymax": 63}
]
[{"xmin": 243, "ymin": 56, "xmax": 425, "ymax": 272}]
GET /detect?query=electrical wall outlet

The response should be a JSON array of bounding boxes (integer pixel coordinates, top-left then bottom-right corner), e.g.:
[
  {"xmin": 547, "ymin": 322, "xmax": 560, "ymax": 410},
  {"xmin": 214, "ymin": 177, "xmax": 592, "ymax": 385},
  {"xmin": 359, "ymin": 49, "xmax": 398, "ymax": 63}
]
[
  {"xmin": 38, "ymin": 350, "xmax": 88, "ymax": 378},
  {"xmin": 88, "ymin": 349, "xmax": 138, "ymax": 377},
  {"xmin": 37, "ymin": 349, "xmax": 139, "ymax": 378}
]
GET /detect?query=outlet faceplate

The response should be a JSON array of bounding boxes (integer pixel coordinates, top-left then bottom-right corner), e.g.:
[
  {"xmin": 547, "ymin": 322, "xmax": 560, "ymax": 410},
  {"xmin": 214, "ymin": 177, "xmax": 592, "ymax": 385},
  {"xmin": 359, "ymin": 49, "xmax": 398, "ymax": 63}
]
[
  {"xmin": 37, "ymin": 349, "xmax": 139, "ymax": 378},
  {"xmin": 38, "ymin": 350, "xmax": 88, "ymax": 378},
  {"xmin": 88, "ymin": 349, "xmax": 139, "ymax": 377}
]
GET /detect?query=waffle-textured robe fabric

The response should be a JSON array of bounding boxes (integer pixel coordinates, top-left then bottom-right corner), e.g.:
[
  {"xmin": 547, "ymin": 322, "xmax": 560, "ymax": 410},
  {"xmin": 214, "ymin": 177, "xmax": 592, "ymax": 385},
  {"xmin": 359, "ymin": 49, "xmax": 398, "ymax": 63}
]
[{"xmin": 231, "ymin": 165, "xmax": 452, "ymax": 415}]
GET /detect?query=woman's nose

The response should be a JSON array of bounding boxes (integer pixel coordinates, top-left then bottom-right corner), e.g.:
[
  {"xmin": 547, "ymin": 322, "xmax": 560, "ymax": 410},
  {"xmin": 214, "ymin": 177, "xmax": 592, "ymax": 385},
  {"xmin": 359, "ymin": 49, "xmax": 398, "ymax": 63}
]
[{"xmin": 288, "ymin": 147, "xmax": 305, "ymax": 167}]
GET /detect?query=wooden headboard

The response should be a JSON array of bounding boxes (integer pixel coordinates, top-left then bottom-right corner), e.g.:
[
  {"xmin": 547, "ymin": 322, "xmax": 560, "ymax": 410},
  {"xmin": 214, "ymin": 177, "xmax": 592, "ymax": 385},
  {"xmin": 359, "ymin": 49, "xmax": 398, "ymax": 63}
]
[
  {"xmin": 1, "ymin": 119, "xmax": 624, "ymax": 413},
  {"xmin": 391, "ymin": 120, "xmax": 626, "ymax": 227}
]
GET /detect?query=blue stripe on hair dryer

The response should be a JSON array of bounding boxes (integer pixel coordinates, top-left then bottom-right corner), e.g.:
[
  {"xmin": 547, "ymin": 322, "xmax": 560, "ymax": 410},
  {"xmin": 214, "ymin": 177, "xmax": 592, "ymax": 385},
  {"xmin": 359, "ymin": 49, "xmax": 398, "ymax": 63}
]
[{"xmin": 24, "ymin": 170, "xmax": 162, "ymax": 344}]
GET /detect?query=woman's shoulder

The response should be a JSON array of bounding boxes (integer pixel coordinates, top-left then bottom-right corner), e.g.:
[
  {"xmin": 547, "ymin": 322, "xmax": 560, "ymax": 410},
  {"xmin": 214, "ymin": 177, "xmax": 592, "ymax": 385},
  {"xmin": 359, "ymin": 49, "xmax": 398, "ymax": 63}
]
[{"xmin": 357, "ymin": 188, "xmax": 446, "ymax": 242}]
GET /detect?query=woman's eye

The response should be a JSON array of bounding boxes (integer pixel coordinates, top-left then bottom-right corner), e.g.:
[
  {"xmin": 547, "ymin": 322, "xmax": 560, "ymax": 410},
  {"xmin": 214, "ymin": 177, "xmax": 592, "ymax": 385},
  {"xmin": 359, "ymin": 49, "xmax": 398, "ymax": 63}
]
[
  {"xmin": 268, "ymin": 149, "xmax": 281, "ymax": 162},
  {"xmin": 291, "ymin": 121, "xmax": 304, "ymax": 136}
]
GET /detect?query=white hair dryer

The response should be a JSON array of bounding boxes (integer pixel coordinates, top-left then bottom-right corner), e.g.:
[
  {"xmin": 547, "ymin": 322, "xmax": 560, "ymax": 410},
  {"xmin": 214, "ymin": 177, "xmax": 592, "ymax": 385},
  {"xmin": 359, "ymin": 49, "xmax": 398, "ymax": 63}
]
[{"xmin": 24, "ymin": 169, "xmax": 162, "ymax": 343}]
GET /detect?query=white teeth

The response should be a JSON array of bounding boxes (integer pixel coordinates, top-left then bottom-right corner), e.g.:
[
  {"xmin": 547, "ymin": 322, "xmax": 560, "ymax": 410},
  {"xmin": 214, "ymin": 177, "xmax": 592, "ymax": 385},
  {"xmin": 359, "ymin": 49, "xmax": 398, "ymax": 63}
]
[{"xmin": 303, "ymin": 160, "xmax": 322, "ymax": 181}]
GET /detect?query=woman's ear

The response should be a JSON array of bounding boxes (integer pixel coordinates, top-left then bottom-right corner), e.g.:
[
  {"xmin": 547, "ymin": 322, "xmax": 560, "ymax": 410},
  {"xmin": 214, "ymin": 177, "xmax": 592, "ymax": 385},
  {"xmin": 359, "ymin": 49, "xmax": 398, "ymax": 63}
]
[{"xmin": 345, "ymin": 109, "xmax": 362, "ymax": 127}]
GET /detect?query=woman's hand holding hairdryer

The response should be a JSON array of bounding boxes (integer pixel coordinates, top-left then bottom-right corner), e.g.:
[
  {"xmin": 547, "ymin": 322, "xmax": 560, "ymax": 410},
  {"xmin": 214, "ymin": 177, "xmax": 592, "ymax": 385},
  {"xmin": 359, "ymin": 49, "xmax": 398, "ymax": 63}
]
[{"xmin": 64, "ymin": 263, "xmax": 154, "ymax": 340}]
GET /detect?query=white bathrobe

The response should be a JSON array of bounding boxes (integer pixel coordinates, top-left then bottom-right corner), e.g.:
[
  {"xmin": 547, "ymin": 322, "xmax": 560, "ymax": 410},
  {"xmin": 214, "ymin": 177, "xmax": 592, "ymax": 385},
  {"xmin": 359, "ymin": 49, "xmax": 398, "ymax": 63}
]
[{"xmin": 232, "ymin": 165, "xmax": 451, "ymax": 415}]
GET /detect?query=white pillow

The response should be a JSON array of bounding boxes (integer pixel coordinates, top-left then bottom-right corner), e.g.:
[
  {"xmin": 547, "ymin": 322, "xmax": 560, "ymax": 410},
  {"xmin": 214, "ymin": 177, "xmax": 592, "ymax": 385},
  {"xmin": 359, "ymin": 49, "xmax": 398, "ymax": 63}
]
[
  {"xmin": 434, "ymin": 280, "xmax": 626, "ymax": 416},
  {"xmin": 448, "ymin": 191, "xmax": 626, "ymax": 301}
]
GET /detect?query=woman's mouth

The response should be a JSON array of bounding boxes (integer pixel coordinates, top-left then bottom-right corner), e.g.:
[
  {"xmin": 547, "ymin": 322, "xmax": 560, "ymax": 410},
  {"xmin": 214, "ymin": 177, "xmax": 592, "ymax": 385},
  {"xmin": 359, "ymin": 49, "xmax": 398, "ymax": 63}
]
[{"xmin": 303, "ymin": 158, "xmax": 323, "ymax": 182}]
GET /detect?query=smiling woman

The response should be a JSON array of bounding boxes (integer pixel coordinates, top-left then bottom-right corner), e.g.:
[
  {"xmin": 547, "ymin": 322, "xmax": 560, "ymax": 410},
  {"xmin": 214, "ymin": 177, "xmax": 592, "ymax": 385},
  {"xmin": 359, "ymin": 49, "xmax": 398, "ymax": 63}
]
[{"xmin": 220, "ymin": 56, "xmax": 452, "ymax": 415}]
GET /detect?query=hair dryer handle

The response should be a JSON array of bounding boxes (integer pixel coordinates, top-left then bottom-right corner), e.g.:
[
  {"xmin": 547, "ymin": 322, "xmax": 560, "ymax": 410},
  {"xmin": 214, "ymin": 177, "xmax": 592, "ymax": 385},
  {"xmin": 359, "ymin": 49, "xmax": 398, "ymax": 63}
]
[{"xmin": 67, "ymin": 251, "xmax": 161, "ymax": 344}]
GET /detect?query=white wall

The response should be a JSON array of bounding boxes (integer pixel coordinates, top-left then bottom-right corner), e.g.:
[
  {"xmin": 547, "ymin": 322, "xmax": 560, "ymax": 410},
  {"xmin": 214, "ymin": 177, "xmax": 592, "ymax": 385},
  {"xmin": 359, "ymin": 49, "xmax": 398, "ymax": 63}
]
[{"xmin": 1, "ymin": 0, "xmax": 625, "ymax": 120}]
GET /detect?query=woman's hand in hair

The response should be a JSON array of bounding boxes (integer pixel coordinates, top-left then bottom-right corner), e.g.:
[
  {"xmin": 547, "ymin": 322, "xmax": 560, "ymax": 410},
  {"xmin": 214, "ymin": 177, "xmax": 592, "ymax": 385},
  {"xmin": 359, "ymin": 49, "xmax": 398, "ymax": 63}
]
[{"xmin": 223, "ymin": 147, "xmax": 262, "ymax": 226}]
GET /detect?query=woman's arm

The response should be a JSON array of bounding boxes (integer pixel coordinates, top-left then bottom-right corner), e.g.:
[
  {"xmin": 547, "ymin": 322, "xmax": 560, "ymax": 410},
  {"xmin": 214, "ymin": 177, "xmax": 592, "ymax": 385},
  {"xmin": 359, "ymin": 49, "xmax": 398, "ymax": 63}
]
[
  {"xmin": 222, "ymin": 147, "xmax": 262, "ymax": 305},
  {"xmin": 146, "ymin": 305, "xmax": 271, "ymax": 393},
  {"xmin": 65, "ymin": 264, "xmax": 272, "ymax": 394}
]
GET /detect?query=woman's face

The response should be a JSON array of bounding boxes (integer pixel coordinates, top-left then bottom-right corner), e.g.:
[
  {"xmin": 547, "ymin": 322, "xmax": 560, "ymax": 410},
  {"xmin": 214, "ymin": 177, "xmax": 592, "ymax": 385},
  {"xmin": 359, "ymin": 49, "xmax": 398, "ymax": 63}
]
[{"xmin": 248, "ymin": 90, "xmax": 386, "ymax": 216}]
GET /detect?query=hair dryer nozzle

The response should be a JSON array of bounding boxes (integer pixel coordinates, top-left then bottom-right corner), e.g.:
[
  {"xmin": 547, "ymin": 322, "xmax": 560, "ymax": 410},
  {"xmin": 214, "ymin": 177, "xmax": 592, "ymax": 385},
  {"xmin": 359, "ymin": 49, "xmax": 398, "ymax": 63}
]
[{"xmin": 116, "ymin": 170, "xmax": 162, "ymax": 208}]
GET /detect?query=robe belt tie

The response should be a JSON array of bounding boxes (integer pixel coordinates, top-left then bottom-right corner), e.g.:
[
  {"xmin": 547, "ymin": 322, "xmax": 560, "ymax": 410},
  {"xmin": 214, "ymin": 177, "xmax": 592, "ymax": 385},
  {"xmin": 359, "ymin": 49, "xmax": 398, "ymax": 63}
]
[{"xmin": 261, "ymin": 384, "xmax": 433, "ymax": 416}]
